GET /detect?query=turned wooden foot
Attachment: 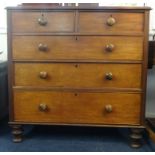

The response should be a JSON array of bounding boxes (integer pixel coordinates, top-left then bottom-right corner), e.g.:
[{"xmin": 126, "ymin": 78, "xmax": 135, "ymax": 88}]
[
  {"xmin": 11, "ymin": 125, "xmax": 23, "ymax": 143},
  {"xmin": 130, "ymin": 128, "xmax": 144, "ymax": 148}
]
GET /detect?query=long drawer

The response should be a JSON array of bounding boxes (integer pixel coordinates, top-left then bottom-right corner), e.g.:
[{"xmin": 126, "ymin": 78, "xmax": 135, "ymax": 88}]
[
  {"xmin": 79, "ymin": 12, "xmax": 144, "ymax": 33},
  {"xmin": 12, "ymin": 11, "xmax": 75, "ymax": 33},
  {"xmin": 12, "ymin": 36, "xmax": 143, "ymax": 61},
  {"xmin": 13, "ymin": 90, "xmax": 141, "ymax": 125},
  {"xmin": 14, "ymin": 63, "xmax": 142, "ymax": 89}
]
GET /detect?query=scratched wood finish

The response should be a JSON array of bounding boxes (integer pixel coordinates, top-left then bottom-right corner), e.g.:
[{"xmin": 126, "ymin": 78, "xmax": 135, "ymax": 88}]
[
  {"xmin": 79, "ymin": 12, "xmax": 144, "ymax": 33},
  {"xmin": 12, "ymin": 36, "xmax": 143, "ymax": 60},
  {"xmin": 14, "ymin": 63, "xmax": 142, "ymax": 89},
  {"xmin": 13, "ymin": 91, "xmax": 141, "ymax": 125},
  {"xmin": 12, "ymin": 11, "xmax": 75, "ymax": 33}
]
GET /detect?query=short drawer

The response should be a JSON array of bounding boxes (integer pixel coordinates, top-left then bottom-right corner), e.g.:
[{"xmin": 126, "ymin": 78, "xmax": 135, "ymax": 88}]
[
  {"xmin": 12, "ymin": 36, "xmax": 143, "ymax": 61},
  {"xmin": 13, "ymin": 90, "xmax": 141, "ymax": 125},
  {"xmin": 14, "ymin": 63, "xmax": 142, "ymax": 89},
  {"xmin": 12, "ymin": 11, "xmax": 75, "ymax": 33},
  {"xmin": 79, "ymin": 12, "xmax": 144, "ymax": 33}
]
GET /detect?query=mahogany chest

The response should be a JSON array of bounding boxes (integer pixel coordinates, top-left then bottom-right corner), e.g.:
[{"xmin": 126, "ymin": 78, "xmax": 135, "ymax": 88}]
[{"xmin": 7, "ymin": 4, "xmax": 151, "ymax": 147}]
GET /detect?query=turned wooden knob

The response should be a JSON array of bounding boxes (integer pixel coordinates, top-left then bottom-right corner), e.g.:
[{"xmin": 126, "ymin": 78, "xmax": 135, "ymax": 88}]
[
  {"xmin": 39, "ymin": 71, "xmax": 48, "ymax": 79},
  {"xmin": 105, "ymin": 72, "xmax": 113, "ymax": 80},
  {"xmin": 107, "ymin": 17, "xmax": 116, "ymax": 26},
  {"xmin": 105, "ymin": 104, "xmax": 113, "ymax": 113},
  {"xmin": 105, "ymin": 44, "xmax": 115, "ymax": 52},
  {"xmin": 38, "ymin": 103, "xmax": 48, "ymax": 112},
  {"xmin": 38, "ymin": 14, "xmax": 47, "ymax": 26},
  {"xmin": 38, "ymin": 43, "xmax": 48, "ymax": 52}
]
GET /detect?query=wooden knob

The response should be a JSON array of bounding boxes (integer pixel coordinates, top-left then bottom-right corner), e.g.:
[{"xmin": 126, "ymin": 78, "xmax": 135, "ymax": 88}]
[
  {"xmin": 39, "ymin": 71, "xmax": 48, "ymax": 79},
  {"xmin": 107, "ymin": 17, "xmax": 116, "ymax": 26},
  {"xmin": 105, "ymin": 72, "xmax": 113, "ymax": 80},
  {"xmin": 38, "ymin": 43, "xmax": 48, "ymax": 52},
  {"xmin": 105, "ymin": 44, "xmax": 115, "ymax": 52},
  {"xmin": 38, "ymin": 14, "xmax": 47, "ymax": 26},
  {"xmin": 39, "ymin": 103, "xmax": 48, "ymax": 112},
  {"xmin": 105, "ymin": 104, "xmax": 113, "ymax": 113}
]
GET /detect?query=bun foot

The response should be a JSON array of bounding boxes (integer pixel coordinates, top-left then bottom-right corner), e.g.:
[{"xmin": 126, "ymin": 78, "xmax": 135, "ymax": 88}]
[
  {"xmin": 11, "ymin": 125, "xmax": 23, "ymax": 143},
  {"xmin": 130, "ymin": 128, "xmax": 144, "ymax": 148}
]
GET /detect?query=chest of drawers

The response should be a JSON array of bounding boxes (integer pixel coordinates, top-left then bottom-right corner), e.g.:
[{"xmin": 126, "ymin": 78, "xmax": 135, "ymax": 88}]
[{"xmin": 7, "ymin": 4, "xmax": 151, "ymax": 147}]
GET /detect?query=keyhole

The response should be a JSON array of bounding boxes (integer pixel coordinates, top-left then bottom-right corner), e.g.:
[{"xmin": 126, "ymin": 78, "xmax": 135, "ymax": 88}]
[
  {"xmin": 74, "ymin": 93, "xmax": 78, "ymax": 96},
  {"xmin": 75, "ymin": 36, "xmax": 78, "ymax": 41},
  {"xmin": 74, "ymin": 64, "xmax": 79, "ymax": 68}
]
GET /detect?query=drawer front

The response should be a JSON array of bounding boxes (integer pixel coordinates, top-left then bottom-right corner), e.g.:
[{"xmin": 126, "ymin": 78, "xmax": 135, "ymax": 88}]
[
  {"xmin": 79, "ymin": 12, "xmax": 144, "ymax": 33},
  {"xmin": 13, "ymin": 36, "xmax": 143, "ymax": 61},
  {"xmin": 13, "ymin": 91, "xmax": 141, "ymax": 125},
  {"xmin": 14, "ymin": 63, "xmax": 142, "ymax": 89},
  {"xmin": 12, "ymin": 12, "xmax": 75, "ymax": 33}
]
